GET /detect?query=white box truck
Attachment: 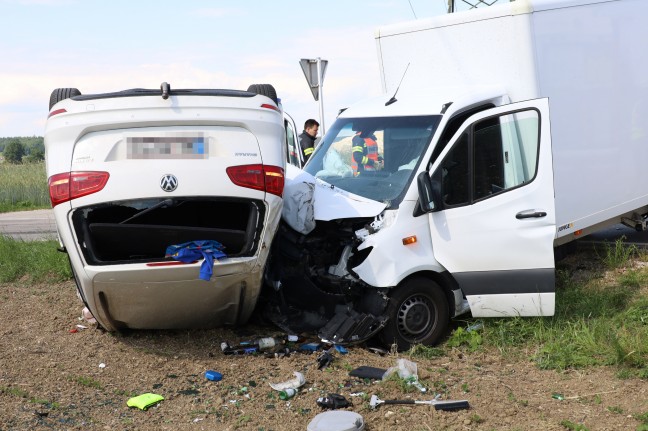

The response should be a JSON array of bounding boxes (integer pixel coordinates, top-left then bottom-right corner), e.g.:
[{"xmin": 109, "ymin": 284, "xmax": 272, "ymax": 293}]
[{"xmin": 271, "ymin": 0, "xmax": 648, "ymax": 349}]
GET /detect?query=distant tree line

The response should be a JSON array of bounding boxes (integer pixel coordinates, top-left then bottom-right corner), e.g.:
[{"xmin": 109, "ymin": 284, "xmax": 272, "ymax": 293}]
[{"xmin": 0, "ymin": 137, "xmax": 45, "ymax": 164}]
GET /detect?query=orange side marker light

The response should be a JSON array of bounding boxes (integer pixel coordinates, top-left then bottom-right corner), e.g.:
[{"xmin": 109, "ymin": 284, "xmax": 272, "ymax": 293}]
[{"xmin": 402, "ymin": 236, "xmax": 417, "ymax": 246}]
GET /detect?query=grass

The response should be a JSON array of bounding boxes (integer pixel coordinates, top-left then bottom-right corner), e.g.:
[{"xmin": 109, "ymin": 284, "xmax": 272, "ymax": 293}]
[
  {"xmin": 442, "ymin": 240, "xmax": 648, "ymax": 373},
  {"xmin": 0, "ymin": 236, "xmax": 71, "ymax": 282},
  {"xmin": 73, "ymin": 376, "xmax": 102, "ymax": 390},
  {"xmin": 0, "ymin": 161, "xmax": 50, "ymax": 212},
  {"xmin": 560, "ymin": 420, "xmax": 590, "ymax": 431},
  {"xmin": 0, "ymin": 386, "xmax": 60, "ymax": 409}
]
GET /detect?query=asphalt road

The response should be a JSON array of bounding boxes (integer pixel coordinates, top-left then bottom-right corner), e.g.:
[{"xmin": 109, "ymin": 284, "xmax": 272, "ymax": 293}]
[
  {"xmin": 0, "ymin": 209, "xmax": 58, "ymax": 241},
  {"xmin": 1, "ymin": 209, "xmax": 648, "ymax": 248}
]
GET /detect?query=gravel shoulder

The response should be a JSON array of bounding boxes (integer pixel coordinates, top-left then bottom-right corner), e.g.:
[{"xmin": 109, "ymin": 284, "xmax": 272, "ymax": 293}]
[{"xmin": 1, "ymin": 279, "xmax": 646, "ymax": 431}]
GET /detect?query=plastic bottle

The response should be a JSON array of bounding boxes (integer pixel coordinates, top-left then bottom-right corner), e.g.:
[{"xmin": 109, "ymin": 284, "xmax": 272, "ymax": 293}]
[
  {"xmin": 279, "ymin": 388, "xmax": 297, "ymax": 400},
  {"xmin": 239, "ymin": 337, "xmax": 285, "ymax": 351},
  {"xmin": 257, "ymin": 337, "xmax": 283, "ymax": 350}
]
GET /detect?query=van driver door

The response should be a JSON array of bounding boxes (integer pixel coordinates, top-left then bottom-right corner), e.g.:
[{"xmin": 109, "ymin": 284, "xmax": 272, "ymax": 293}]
[{"xmin": 427, "ymin": 99, "xmax": 556, "ymax": 317}]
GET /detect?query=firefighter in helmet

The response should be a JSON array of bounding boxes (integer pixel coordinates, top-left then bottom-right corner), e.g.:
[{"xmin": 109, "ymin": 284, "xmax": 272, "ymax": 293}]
[{"xmin": 351, "ymin": 129, "xmax": 383, "ymax": 176}]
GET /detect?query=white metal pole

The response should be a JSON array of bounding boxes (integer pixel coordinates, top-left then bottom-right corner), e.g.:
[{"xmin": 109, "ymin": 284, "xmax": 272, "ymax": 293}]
[{"xmin": 316, "ymin": 57, "xmax": 326, "ymax": 135}]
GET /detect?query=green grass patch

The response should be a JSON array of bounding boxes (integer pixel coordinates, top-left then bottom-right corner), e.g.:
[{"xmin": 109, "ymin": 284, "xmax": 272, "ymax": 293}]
[
  {"xmin": 598, "ymin": 237, "xmax": 638, "ymax": 270},
  {"xmin": 0, "ymin": 236, "xmax": 71, "ymax": 282},
  {"xmin": 407, "ymin": 343, "xmax": 445, "ymax": 359},
  {"xmin": 0, "ymin": 161, "xmax": 50, "ymax": 212},
  {"xmin": 560, "ymin": 419, "xmax": 590, "ymax": 431},
  {"xmin": 450, "ymin": 248, "xmax": 648, "ymax": 372},
  {"xmin": 447, "ymin": 326, "xmax": 483, "ymax": 351},
  {"xmin": 73, "ymin": 376, "xmax": 102, "ymax": 390}
]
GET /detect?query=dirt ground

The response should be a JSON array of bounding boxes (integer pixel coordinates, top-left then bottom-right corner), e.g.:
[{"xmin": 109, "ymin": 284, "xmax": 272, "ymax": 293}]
[{"xmin": 1, "ymin": 277, "xmax": 646, "ymax": 431}]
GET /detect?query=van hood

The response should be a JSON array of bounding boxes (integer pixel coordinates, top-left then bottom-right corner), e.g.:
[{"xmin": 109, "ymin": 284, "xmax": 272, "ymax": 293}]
[{"xmin": 284, "ymin": 164, "xmax": 386, "ymax": 222}]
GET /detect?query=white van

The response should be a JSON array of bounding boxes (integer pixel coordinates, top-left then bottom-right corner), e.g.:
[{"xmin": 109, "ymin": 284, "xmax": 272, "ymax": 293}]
[
  {"xmin": 45, "ymin": 83, "xmax": 289, "ymax": 331},
  {"xmin": 272, "ymin": 0, "xmax": 648, "ymax": 349}
]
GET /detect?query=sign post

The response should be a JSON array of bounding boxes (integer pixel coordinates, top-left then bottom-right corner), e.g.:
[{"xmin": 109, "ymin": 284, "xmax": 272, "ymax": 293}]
[{"xmin": 300, "ymin": 57, "xmax": 328, "ymax": 134}]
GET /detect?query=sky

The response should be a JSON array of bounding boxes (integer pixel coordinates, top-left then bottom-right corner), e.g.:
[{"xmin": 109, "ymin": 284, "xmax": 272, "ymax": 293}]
[{"xmin": 0, "ymin": 0, "xmax": 458, "ymax": 138}]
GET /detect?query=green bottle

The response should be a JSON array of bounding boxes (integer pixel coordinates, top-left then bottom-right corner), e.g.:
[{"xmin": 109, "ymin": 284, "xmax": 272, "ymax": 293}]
[{"xmin": 279, "ymin": 388, "xmax": 297, "ymax": 400}]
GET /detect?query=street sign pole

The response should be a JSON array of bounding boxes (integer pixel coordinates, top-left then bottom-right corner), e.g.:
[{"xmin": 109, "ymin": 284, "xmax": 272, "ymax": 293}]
[
  {"xmin": 300, "ymin": 57, "xmax": 328, "ymax": 134},
  {"xmin": 316, "ymin": 58, "xmax": 325, "ymax": 134}
]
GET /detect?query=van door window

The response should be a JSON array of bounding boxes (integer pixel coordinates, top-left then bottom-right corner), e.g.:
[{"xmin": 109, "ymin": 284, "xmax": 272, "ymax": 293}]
[{"xmin": 435, "ymin": 109, "xmax": 540, "ymax": 207}]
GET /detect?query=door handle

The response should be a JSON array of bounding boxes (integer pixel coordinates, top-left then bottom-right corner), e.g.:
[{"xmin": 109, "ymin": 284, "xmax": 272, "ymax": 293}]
[{"xmin": 516, "ymin": 210, "xmax": 547, "ymax": 219}]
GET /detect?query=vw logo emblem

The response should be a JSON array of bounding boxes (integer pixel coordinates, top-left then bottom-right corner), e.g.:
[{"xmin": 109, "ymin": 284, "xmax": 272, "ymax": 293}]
[{"xmin": 160, "ymin": 174, "xmax": 178, "ymax": 192}]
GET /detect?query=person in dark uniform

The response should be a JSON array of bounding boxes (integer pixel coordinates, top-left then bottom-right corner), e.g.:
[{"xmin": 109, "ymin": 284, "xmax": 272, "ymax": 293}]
[{"xmin": 299, "ymin": 119, "xmax": 319, "ymax": 164}]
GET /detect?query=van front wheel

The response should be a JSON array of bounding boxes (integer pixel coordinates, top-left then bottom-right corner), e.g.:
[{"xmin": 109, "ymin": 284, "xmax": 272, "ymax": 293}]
[{"xmin": 381, "ymin": 277, "xmax": 449, "ymax": 350}]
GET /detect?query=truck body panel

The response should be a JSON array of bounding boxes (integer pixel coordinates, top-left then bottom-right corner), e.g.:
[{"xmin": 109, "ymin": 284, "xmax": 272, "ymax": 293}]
[{"xmin": 376, "ymin": 0, "xmax": 648, "ymax": 242}]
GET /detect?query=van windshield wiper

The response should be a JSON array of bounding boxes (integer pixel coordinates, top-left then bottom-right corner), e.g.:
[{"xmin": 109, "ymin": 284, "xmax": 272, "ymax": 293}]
[{"xmin": 119, "ymin": 199, "xmax": 175, "ymax": 224}]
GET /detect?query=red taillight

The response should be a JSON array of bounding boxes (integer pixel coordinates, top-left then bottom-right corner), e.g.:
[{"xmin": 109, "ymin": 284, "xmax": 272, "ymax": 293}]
[
  {"xmin": 260, "ymin": 103, "xmax": 280, "ymax": 112},
  {"xmin": 48, "ymin": 171, "xmax": 110, "ymax": 206},
  {"xmin": 226, "ymin": 164, "xmax": 284, "ymax": 197},
  {"xmin": 48, "ymin": 108, "xmax": 67, "ymax": 118},
  {"xmin": 263, "ymin": 165, "xmax": 284, "ymax": 196}
]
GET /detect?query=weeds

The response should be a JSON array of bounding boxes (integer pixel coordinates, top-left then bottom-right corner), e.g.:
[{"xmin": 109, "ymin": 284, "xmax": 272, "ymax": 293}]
[
  {"xmin": 599, "ymin": 237, "xmax": 637, "ymax": 269},
  {"xmin": 446, "ymin": 326, "xmax": 482, "ymax": 351},
  {"xmin": 474, "ymin": 248, "xmax": 648, "ymax": 371},
  {"xmin": 0, "ymin": 161, "xmax": 49, "ymax": 212},
  {"xmin": 607, "ymin": 405, "xmax": 623, "ymax": 414},
  {"xmin": 0, "ymin": 236, "xmax": 71, "ymax": 282},
  {"xmin": 560, "ymin": 419, "xmax": 590, "ymax": 431},
  {"xmin": 73, "ymin": 376, "xmax": 102, "ymax": 390},
  {"xmin": 408, "ymin": 344, "xmax": 445, "ymax": 359}
]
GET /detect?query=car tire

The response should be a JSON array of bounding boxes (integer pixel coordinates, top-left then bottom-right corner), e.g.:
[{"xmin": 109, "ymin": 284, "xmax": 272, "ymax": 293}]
[
  {"xmin": 49, "ymin": 88, "xmax": 81, "ymax": 110},
  {"xmin": 381, "ymin": 277, "xmax": 450, "ymax": 350},
  {"xmin": 247, "ymin": 84, "xmax": 278, "ymax": 104}
]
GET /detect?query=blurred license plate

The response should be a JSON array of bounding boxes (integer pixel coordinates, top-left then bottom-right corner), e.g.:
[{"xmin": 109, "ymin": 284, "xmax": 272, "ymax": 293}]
[{"xmin": 127, "ymin": 134, "xmax": 208, "ymax": 159}]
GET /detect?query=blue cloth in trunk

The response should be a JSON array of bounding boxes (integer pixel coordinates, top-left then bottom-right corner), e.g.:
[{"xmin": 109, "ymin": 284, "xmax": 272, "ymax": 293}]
[{"xmin": 165, "ymin": 240, "xmax": 226, "ymax": 281}]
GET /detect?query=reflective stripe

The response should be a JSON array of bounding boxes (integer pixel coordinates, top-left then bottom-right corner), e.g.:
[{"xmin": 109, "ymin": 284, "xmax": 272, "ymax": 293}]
[
  {"xmin": 352, "ymin": 146, "xmax": 364, "ymax": 153},
  {"xmin": 303, "ymin": 147, "xmax": 314, "ymax": 155},
  {"xmin": 361, "ymin": 156, "xmax": 369, "ymax": 164}
]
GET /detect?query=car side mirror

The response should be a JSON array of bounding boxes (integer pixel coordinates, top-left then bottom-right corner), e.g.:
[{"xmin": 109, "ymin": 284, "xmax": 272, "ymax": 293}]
[{"xmin": 416, "ymin": 171, "xmax": 440, "ymax": 214}]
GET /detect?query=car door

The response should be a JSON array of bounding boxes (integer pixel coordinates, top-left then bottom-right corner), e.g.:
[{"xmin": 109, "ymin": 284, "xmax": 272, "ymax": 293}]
[
  {"xmin": 427, "ymin": 99, "xmax": 556, "ymax": 317},
  {"xmin": 284, "ymin": 112, "xmax": 303, "ymax": 168}
]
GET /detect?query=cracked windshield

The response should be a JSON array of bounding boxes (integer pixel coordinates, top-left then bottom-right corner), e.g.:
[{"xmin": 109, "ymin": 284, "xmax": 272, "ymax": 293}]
[{"xmin": 304, "ymin": 115, "xmax": 441, "ymax": 207}]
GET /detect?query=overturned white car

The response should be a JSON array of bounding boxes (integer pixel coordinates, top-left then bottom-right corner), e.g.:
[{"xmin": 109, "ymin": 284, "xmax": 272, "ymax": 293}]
[{"xmin": 45, "ymin": 83, "xmax": 288, "ymax": 331}]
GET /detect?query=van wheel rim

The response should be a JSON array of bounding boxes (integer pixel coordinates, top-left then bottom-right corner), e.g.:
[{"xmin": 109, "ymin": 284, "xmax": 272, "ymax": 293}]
[{"xmin": 397, "ymin": 295, "xmax": 433, "ymax": 338}]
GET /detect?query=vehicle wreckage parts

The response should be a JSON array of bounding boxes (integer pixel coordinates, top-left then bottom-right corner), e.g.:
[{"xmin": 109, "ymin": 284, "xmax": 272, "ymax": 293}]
[{"xmin": 381, "ymin": 276, "xmax": 449, "ymax": 351}]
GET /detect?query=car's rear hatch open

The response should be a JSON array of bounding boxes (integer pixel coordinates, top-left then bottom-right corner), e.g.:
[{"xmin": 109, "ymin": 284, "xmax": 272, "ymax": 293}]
[{"xmin": 47, "ymin": 91, "xmax": 285, "ymax": 265}]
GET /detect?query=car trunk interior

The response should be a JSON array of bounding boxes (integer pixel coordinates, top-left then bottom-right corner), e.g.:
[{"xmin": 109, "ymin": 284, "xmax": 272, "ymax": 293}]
[{"xmin": 71, "ymin": 198, "xmax": 264, "ymax": 265}]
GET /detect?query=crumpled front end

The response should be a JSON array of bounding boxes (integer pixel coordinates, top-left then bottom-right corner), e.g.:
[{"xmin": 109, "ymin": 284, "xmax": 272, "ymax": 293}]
[{"xmin": 265, "ymin": 167, "xmax": 392, "ymax": 344}]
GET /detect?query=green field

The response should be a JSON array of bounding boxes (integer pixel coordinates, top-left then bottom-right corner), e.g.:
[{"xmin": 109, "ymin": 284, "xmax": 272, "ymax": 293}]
[{"xmin": 0, "ymin": 161, "xmax": 50, "ymax": 212}]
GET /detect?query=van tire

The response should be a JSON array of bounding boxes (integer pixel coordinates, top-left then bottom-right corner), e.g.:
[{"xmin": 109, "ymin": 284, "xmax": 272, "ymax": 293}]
[
  {"xmin": 49, "ymin": 88, "xmax": 81, "ymax": 110},
  {"xmin": 247, "ymin": 84, "xmax": 278, "ymax": 104},
  {"xmin": 381, "ymin": 277, "xmax": 449, "ymax": 350}
]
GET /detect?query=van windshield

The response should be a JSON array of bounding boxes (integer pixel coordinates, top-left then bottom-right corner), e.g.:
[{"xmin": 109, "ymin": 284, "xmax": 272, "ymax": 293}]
[{"xmin": 304, "ymin": 115, "xmax": 441, "ymax": 207}]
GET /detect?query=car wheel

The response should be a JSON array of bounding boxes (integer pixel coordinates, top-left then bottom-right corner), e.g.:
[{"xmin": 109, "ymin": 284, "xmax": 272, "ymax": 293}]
[
  {"xmin": 49, "ymin": 88, "xmax": 81, "ymax": 110},
  {"xmin": 381, "ymin": 277, "xmax": 449, "ymax": 350},
  {"xmin": 247, "ymin": 84, "xmax": 278, "ymax": 104}
]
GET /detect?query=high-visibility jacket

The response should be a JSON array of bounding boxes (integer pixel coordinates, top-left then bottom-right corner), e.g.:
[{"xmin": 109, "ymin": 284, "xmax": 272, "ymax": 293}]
[{"xmin": 351, "ymin": 133, "xmax": 379, "ymax": 175}]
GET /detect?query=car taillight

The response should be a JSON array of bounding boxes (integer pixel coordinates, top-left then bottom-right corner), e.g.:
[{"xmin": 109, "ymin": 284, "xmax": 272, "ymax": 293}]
[
  {"xmin": 48, "ymin": 108, "xmax": 67, "ymax": 118},
  {"xmin": 48, "ymin": 171, "xmax": 110, "ymax": 207},
  {"xmin": 226, "ymin": 164, "xmax": 284, "ymax": 197},
  {"xmin": 260, "ymin": 103, "xmax": 280, "ymax": 112}
]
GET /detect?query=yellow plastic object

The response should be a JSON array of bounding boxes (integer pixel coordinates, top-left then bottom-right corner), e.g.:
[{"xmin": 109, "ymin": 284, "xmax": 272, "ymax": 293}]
[{"xmin": 126, "ymin": 393, "xmax": 164, "ymax": 410}]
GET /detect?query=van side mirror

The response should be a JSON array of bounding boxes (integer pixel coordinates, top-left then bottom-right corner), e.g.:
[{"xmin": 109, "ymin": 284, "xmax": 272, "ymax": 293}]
[{"xmin": 416, "ymin": 171, "xmax": 438, "ymax": 213}]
